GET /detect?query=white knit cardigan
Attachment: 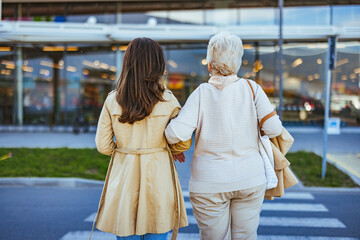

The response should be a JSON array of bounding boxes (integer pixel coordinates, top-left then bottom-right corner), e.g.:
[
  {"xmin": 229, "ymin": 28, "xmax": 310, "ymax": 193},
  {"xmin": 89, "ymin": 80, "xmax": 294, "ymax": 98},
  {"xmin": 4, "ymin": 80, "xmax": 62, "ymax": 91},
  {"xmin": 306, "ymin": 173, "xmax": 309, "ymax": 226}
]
[{"xmin": 165, "ymin": 77, "xmax": 283, "ymax": 193}]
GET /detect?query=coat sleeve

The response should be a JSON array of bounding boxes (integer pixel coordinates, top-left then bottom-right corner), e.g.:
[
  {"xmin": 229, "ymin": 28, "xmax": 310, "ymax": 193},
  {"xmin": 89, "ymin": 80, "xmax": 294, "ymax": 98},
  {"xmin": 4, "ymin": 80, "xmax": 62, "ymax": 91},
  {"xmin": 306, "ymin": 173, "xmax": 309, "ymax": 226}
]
[
  {"xmin": 95, "ymin": 99, "xmax": 116, "ymax": 156},
  {"xmin": 254, "ymin": 83, "xmax": 283, "ymax": 138},
  {"xmin": 165, "ymin": 88, "xmax": 199, "ymax": 144}
]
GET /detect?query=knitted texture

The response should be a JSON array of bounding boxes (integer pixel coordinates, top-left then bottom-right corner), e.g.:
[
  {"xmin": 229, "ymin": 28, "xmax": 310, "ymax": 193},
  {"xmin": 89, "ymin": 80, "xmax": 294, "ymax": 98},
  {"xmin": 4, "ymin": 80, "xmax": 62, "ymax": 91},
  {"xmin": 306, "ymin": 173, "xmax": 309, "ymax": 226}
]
[{"xmin": 165, "ymin": 78, "xmax": 282, "ymax": 193}]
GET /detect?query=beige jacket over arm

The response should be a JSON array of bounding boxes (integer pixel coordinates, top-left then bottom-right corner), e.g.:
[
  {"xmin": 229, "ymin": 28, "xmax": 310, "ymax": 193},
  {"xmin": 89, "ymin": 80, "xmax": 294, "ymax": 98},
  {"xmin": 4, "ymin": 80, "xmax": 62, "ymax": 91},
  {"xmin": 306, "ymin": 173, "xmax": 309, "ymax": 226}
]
[{"xmin": 93, "ymin": 90, "xmax": 190, "ymax": 238}]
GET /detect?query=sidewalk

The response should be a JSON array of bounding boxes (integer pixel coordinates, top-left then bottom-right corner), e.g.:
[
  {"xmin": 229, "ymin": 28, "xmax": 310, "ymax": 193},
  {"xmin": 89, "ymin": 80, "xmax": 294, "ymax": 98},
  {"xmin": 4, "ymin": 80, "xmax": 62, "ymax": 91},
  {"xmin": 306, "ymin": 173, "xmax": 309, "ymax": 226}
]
[
  {"xmin": 0, "ymin": 132, "xmax": 96, "ymax": 148},
  {"xmin": 327, "ymin": 153, "xmax": 360, "ymax": 186}
]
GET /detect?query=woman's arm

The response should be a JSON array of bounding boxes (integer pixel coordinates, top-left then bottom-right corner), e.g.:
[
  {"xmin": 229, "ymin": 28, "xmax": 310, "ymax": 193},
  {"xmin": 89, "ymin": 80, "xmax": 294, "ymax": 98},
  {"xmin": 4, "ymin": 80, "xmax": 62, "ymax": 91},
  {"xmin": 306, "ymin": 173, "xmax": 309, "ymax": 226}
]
[
  {"xmin": 165, "ymin": 88, "xmax": 200, "ymax": 144},
  {"xmin": 95, "ymin": 100, "xmax": 116, "ymax": 156},
  {"xmin": 254, "ymin": 83, "xmax": 283, "ymax": 138},
  {"xmin": 166, "ymin": 96, "xmax": 194, "ymax": 155}
]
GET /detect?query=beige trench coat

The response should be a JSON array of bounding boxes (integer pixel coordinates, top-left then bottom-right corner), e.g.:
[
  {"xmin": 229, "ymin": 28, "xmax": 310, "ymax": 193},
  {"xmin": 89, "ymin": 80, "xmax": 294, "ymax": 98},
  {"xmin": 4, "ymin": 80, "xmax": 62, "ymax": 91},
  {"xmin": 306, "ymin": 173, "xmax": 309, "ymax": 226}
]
[
  {"xmin": 265, "ymin": 127, "xmax": 299, "ymax": 200},
  {"xmin": 91, "ymin": 90, "xmax": 190, "ymax": 239}
]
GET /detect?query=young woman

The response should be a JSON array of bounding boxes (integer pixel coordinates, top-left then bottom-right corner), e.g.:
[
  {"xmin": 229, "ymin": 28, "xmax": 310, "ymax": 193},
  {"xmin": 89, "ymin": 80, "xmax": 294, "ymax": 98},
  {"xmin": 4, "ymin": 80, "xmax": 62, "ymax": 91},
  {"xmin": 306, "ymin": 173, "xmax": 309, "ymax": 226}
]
[
  {"xmin": 92, "ymin": 37, "xmax": 190, "ymax": 240},
  {"xmin": 165, "ymin": 32, "xmax": 283, "ymax": 240}
]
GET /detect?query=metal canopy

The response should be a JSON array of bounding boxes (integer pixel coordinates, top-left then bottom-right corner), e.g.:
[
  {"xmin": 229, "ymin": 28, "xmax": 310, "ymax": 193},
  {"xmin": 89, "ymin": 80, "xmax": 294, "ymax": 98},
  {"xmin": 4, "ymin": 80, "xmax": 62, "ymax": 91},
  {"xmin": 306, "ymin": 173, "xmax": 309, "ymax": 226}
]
[{"xmin": 1, "ymin": 21, "xmax": 360, "ymax": 43}]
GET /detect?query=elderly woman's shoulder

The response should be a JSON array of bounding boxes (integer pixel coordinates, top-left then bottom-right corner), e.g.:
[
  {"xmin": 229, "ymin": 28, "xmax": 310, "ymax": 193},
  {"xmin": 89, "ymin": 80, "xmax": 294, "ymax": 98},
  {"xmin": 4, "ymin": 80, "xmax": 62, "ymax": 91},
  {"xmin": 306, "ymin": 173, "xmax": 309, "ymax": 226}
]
[{"xmin": 242, "ymin": 78, "xmax": 261, "ymax": 88}]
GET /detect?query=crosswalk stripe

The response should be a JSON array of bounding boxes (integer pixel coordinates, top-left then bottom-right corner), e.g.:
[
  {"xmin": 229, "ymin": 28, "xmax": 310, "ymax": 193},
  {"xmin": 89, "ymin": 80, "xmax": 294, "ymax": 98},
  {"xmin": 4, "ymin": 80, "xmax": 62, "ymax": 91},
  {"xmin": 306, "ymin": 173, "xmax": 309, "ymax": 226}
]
[
  {"xmin": 260, "ymin": 217, "xmax": 346, "ymax": 228},
  {"xmin": 188, "ymin": 215, "xmax": 197, "ymax": 225},
  {"xmin": 279, "ymin": 192, "xmax": 314, "ymax": 200},
  {"xmin": 85, "ymin": 213, "xmax": 199, "ymax": 225},
  {"xmin": 262, "ymin": 203, "xmax": 328, "ymax": 212},
  {"xmin": 59, "ymin": 231, "xmax": 358, "ymax": 240},
  {"xmin": 84, "ymin": 213, "xmax": 96, "ymax": 222},
  {"xmin": 188, "ymin": 216, "xmax": 346, "ymax": 228},
  {"xmin": 60, "ymin": 231, "xmax": 115, "ymax": 240},
  {"xmin": 168, "ymin": 233, "xmax": 199, "ymax": 240},
  {"xmin": 258, "ymin": 236, "xmax": 359, "ymax": 240},
  {"xmin": 85, "ymin": 203, "xmax": 330, "ymax": 224}
]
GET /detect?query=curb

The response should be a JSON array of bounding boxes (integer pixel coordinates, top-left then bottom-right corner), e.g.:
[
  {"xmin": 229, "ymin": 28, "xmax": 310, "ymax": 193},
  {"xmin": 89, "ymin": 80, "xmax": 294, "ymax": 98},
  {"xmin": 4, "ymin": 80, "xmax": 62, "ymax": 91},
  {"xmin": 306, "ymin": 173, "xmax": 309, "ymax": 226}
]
[{"xmin": 0, "ymin": 177, "xmax": 104, "ymax": 188}]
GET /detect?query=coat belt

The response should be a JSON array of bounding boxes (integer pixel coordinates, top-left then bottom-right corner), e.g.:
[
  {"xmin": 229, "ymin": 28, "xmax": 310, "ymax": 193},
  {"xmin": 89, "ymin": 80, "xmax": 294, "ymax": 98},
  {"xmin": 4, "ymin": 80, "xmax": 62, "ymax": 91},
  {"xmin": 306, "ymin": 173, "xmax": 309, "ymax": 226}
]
[{"xmin": 114, "ymin": 147, "xmax": 167, "ymax": 155}]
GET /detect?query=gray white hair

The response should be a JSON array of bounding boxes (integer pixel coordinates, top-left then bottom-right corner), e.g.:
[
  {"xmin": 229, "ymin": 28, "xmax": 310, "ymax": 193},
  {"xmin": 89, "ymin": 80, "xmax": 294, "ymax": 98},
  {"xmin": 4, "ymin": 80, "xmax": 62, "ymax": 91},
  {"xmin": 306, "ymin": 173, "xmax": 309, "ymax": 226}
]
[{"xmin": 206, "ymin": 32, "xmax": 244, "ymax": 76}]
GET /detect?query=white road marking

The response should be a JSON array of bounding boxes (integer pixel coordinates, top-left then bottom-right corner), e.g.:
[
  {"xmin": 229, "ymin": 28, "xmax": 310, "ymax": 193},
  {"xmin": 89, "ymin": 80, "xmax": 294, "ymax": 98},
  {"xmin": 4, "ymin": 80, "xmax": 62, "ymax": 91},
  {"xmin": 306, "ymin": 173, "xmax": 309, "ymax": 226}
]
[
  {"xmin": 167, "ymin": 233, "xmax": 200, "ymax": 240},
  {"xmin": 281, "ymin": 192, "xmax": 315, "ymax": 200},
  {"xmin": 188, "ymin": 216, "xmax": 345, "ymax": 228},
  {"xmin": 84, "ymin": 213, "xmax": 97, "ymax": 222},
  {"xmin": 185, "ymin": 201, "xmax": 192, "ymax": 209},
  {"xmin": 59, "ymin": 232, "xmax": 358, "ymax": 240},
  {"xmin": 258, "ymin": 236, "xmax": 358, "ymax": 240},
  {"xmin": 59, "ymin": 231, "xmax": 115, "ymax": 240},
  {"xmin": 260, "ymin": 217, "xmax": 346, "ymax": 228},
  {"xmin": 262, "ymin": 203, "xmax": 328, "ymax": 212},
  {"xmin": 188, "ymin": 215, "xmax": 198, "ymax": 225}
]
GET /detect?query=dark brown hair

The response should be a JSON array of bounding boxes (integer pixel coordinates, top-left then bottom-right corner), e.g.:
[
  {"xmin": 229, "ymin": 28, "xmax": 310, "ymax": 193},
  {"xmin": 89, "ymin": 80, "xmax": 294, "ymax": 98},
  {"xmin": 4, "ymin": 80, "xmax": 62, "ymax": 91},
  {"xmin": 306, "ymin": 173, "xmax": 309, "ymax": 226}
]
[{"xmin": 116, "ymin": 38, "xmax": 166, "ymax": 124}]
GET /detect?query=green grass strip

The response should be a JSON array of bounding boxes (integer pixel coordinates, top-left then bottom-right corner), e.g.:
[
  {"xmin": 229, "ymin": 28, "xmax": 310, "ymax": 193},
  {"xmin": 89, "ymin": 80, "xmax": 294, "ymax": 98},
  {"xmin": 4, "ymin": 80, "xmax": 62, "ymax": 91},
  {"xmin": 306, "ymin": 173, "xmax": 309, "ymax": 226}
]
[
  {"xmin": 0, "ymin": 148, "xmax": 109, "ymax": 181},
  {"xmin": 287, "ymin": 151, "xmax": 357, "ymax": 187},
  {"xmin": 0, "ymin": 148, "xmax": 357, "ymax": 187}
]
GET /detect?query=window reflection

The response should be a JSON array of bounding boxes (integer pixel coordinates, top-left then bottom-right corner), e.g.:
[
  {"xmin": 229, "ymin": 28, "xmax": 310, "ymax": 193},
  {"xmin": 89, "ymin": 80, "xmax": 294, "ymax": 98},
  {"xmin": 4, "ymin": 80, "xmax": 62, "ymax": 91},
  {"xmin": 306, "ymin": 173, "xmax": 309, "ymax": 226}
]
[
  {"xmin": 283, "ymin": 6, "xmax": 330, "ymax": 25},
  {"xmin": 333, "ymin": 5, "xmax": 360, "ymax": 26},
  {"xmin": 168, "ymin": 10, "xmax": 204, "ymax": 25},
  {"xmin": 240, "ymin": 43, "xmax": 328, "ymax": 126},
  {"xmin": 0, "ymin": 46, "xmax": 15, "ymax": 124},
  {"xmin": 164, "ymin": 45, "xmax": 208, "ymax": 104},
  {"xmin": 239, "ymin": 8, "xmax": 276, "ymax": 25},
  {"xmin": 331, "ymin": 42, "xmax": 360, "ymax": 126},
  {"xmin": 281, "ymin": 43, "xmax": 327, "ymax": 126},
  {"xmin": 22, "ymin": 45, "xmax": 63, "ymax": 125},
  {"xmin": 64, "ymin": 45, "xmax": 116, "ymax": 126},
  {"xmin": 206, "ymin": 8, "xmax": 238, "ymax": 26}
]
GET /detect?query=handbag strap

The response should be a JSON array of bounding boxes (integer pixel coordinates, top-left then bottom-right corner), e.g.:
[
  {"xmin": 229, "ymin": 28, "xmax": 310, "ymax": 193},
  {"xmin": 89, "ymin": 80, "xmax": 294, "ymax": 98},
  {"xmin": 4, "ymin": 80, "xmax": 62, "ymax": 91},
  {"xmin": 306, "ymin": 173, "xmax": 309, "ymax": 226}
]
[
  {"xmin": 259, "ymin": 111, "xmax": 277, "ymax": 129},
  {"xmin": 245, "ymin": 79, "xmax": 277, "ymax": 132}
]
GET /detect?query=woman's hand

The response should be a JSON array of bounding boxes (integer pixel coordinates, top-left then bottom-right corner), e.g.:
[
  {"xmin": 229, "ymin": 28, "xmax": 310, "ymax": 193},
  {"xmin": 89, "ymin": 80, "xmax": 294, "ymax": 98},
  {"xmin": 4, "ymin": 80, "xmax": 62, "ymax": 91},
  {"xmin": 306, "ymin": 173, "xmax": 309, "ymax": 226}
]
[{"xmin": 173, "ymin": 153, "xmax": 185, "ymax": 163}]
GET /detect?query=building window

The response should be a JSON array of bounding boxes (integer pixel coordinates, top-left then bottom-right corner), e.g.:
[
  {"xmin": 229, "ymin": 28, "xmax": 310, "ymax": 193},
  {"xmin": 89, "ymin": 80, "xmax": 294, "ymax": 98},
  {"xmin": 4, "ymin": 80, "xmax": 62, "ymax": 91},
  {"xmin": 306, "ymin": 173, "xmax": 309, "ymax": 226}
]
[
  {"xmin": 283, "ymin": 6, "xmax": 330, "ymax": 26},
  {"xmin": 331, "ymin": 41, "xmax": 360, "ymax": 126},
  {"xmin": 333, "ymin": 5, "xmax": 360, "ymax": 26},
  {"xmin": 64, "ymin": 45, "xmax": 116, "ymax": 127},
  {"xmin": 0, "ymin": 45, "xmax": 15, "ymax": 125}
]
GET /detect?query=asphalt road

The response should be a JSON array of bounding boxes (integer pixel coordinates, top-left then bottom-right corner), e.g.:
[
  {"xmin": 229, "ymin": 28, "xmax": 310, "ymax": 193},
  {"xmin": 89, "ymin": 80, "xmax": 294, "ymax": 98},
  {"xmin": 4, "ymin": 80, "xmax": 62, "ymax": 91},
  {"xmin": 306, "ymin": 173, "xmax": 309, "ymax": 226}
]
[
  {"xmin": 0, "ymin": 186, "xmax": 359, "ymax": 240},
  {"xmin": 0, "ymin": 131, "xmax": 359, "ymax": 239}
]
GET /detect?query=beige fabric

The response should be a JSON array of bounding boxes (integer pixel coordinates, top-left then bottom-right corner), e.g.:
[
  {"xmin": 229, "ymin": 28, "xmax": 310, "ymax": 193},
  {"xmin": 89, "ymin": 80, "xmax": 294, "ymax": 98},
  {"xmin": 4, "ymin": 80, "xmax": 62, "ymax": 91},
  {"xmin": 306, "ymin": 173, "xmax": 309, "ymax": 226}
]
[
  {"xmin": 190, "ymin": 184, "xmax": 266, "ymax": 240},
  {"xmin": 265, "ymin": 127, "xmax": 299, "ymax": 200},
  {"xmin": 93, "ymin": 90, "xmax": 191, "ymax": 239},
  {"xmin": 208, "ymin": 74, "xmax": 238, "ymax": 90}
]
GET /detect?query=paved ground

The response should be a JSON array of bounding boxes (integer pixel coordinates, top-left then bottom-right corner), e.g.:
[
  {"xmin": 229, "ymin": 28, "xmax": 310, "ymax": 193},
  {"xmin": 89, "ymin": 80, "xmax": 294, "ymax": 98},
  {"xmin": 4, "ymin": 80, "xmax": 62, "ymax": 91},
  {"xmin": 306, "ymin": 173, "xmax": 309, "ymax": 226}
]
[
  {"xmin": 0, "ymin": 129, "xmax": 359, "ymax": 239},
  {"xmin": 0, "ymin": 186, "xmax": 359, "ymax": 240}
]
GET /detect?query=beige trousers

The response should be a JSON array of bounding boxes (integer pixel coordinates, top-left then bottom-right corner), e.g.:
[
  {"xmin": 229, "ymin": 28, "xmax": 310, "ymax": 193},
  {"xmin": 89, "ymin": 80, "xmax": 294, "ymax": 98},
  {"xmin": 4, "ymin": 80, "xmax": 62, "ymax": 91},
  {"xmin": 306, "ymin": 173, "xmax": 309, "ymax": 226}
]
[{"xmin": 189, "ymin": 184, "xmax": 266, "ymax": 240}]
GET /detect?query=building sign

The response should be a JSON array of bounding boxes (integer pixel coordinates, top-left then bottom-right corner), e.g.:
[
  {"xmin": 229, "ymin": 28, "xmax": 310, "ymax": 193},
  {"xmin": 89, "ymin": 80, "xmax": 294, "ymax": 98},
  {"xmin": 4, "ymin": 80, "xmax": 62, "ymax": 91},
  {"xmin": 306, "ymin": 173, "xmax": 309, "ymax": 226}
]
[{"xmin": 327, "ymin": 117, "xmax": 341, "ymax": 135}]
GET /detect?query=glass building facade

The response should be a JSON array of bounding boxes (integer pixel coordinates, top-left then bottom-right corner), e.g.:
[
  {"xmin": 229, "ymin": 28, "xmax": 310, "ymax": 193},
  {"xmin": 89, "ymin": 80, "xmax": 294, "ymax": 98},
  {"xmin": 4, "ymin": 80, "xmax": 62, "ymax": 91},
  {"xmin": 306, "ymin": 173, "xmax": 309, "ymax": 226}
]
[{"xmin": 1, "ymin": 1, "xmax": 360, "ymax": 129}]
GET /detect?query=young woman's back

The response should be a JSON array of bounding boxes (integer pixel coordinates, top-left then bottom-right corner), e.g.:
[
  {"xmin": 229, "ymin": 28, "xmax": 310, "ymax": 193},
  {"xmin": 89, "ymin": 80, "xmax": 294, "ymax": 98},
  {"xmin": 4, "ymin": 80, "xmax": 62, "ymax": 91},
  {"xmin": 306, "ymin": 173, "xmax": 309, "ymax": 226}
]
[
  {"xmin": 95, "ymin": 89, "xmax": 188, "ymax": 237},
  {"xmin": 92, "ymin": 37, "xmax": 189, "ymax": 240}
]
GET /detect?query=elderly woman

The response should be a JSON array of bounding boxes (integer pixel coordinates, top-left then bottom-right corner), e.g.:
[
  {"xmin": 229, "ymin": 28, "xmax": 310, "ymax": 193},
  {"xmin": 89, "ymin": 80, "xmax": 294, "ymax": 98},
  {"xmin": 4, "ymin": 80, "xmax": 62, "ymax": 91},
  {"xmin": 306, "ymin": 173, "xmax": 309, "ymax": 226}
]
[{"xmin": 165, "ymin": 32, "xmax": 283, "ymax": 240}]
